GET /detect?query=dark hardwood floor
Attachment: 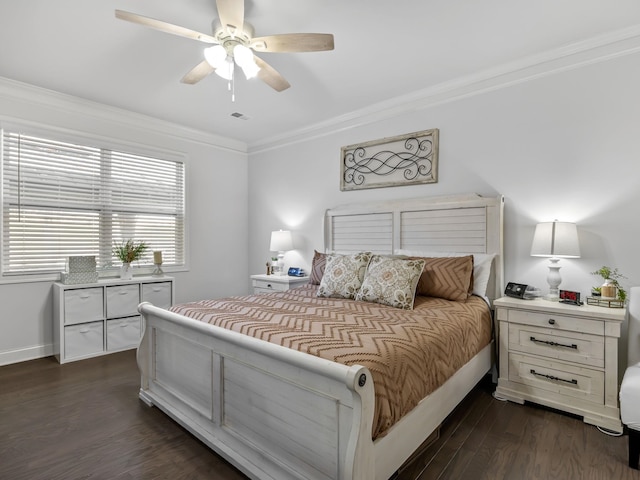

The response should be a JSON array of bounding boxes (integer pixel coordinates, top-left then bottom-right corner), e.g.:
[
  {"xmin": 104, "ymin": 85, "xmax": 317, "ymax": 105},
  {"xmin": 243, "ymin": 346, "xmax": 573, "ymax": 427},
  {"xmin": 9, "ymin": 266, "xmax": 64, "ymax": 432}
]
[{"xmin": 0, "ymin": 350, "xmax": 637, "ymax": 480}]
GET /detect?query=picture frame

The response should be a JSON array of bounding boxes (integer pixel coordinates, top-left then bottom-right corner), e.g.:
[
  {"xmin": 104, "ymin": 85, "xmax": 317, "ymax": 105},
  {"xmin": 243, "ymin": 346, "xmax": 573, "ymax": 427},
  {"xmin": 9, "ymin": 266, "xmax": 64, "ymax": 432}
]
[{"xmin": 340, "ymin": 128, "xmax": 439, "ymax": 191}]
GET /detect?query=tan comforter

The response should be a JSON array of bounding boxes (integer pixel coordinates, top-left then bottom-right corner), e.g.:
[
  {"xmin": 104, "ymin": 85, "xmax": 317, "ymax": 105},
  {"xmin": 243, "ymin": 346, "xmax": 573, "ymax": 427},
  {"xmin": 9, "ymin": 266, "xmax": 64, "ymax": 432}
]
[{"xmin": 170, "ymin": 284, "xmax": 492, "ymax": 439}]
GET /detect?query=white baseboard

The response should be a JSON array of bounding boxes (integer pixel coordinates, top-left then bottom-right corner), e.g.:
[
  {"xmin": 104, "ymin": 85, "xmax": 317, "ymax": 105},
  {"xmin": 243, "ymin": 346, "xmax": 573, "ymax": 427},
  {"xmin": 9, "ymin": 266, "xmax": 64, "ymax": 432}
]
[{"xmin": 0, "ymin": 343, "xmax": 54, "ymax": 366}]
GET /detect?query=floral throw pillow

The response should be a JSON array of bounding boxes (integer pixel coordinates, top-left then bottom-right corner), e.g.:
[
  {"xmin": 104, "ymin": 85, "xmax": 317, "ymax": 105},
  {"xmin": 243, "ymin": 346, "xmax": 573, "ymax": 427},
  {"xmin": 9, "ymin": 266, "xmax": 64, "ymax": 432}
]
[
  {"xmin": 317, "ymin": 252, "xmax": 372, "ymax": 299},
  {"xmin": 355, "ymin": 256, "xmax": 426, "ymax": 309}
]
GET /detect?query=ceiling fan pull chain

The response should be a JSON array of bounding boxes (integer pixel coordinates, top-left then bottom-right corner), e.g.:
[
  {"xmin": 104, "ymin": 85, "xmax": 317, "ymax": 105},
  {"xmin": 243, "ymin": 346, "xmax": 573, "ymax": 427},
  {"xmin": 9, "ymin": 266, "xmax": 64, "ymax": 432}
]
[{"xmin": 231, "ymin": 65, "xmax": 235, "ymax": 102}]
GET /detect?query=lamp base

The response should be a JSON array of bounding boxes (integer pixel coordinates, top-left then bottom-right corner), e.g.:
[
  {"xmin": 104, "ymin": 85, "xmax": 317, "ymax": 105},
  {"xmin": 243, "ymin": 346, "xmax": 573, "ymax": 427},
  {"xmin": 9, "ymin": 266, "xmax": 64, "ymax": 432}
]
[
  {"xmin": 152, "ymin": 263, "xmax": 164, "ymax": 277},
  {"xmin": 545, "ymin": 258, "xmax": 561, "ymax": 301}
]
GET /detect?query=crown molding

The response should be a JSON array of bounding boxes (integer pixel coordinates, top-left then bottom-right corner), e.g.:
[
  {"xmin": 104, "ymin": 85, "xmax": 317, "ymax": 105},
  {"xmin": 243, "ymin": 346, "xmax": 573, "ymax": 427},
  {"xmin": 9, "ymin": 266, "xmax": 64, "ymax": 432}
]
[
  {"xmin": 249, "ymin": 24, "xmax": 640, "ymax": 154},
  {"xmin": 0, "ymin": 76, "xmax": 248, "ymax": 154}
]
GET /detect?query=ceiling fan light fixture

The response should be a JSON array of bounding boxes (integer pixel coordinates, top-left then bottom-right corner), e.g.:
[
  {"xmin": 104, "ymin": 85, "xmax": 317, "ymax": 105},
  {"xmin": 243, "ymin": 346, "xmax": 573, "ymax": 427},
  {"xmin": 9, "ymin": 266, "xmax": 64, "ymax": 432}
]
[
  {"xmin": 214, "ymin": 56, "xmax": 234, "ymax": 80},
  {"xmin": 233, "ymin": 44, "xmax": 260, "ymax": 79},
  {"xmin": 204, "ymin": 44, "xmax": 227, "ymax": 69}
]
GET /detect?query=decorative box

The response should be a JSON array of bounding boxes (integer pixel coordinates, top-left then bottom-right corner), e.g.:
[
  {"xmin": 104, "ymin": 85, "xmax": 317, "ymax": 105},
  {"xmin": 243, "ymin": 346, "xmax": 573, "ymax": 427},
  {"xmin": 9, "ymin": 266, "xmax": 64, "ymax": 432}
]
[
  {"xmin": 60, "ymin": 271, "xmax": 99, "ymax": 285},
  {"xmin": 68, "ymin": 256, "xmax": 96, "ymax": 273}
]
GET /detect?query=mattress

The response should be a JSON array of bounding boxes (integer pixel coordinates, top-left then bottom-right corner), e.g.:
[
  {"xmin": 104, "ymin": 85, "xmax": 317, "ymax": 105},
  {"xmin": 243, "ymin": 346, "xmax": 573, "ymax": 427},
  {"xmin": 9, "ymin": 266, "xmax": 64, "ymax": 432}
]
[{"xmin": 170, "ymin": 284, "xmax": 492, "ymax": 439}]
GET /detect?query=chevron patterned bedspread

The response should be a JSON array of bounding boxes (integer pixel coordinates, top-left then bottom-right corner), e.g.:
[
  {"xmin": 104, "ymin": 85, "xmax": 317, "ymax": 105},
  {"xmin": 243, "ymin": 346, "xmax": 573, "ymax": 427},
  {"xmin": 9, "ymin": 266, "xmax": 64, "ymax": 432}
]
[{"xmin": 170, "ymin": 284, "xmax": 492, "ymax": 439}]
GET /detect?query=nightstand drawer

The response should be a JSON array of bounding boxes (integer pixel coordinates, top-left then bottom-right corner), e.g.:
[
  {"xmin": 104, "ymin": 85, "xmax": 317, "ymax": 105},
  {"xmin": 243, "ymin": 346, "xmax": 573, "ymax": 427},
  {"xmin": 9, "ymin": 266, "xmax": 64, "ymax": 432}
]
[
  {"xmin": 505, "ymin": 309, "xmax": 604, "ymax": 336},
  {"xmin": 508, "ymin": 352, "xmax": 604, "ymax": 405},
  {"xmin": 253, "ymin": 279, "xmax": 290, "ymax": 292},
  {"xmin": 508, "ymin": 323, "xmax": 604, "ymax": 368}
]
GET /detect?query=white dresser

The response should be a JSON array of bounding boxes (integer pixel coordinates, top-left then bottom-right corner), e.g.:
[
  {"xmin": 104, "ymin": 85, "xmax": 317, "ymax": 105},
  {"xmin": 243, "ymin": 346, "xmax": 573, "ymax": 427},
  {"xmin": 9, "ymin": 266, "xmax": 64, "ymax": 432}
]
[
  {"xmin": 251, "ymin": 274, "xmax": 309, "ymax": 294},
  {"xmin": 494, "ymin": 296, "xmax": 625, "ymax": 432},
  {"xmin": 53, "ymin": 276, "xmax": 174, "ymax": 364}
]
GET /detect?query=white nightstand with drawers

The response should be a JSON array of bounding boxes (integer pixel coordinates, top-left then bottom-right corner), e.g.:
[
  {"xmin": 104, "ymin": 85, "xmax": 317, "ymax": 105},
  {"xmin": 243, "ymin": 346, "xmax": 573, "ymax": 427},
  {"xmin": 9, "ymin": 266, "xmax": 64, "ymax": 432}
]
[
  {"xmin": 53, "ymin": 276, "xmax": 174, "ymax": 364},
  {"xmin": 251, "ymin": 274, "xmax": 309, "ymax": 294},
  {"xmin": 494, "ymin": 296, "xmax": 625, "ymax": 432}
]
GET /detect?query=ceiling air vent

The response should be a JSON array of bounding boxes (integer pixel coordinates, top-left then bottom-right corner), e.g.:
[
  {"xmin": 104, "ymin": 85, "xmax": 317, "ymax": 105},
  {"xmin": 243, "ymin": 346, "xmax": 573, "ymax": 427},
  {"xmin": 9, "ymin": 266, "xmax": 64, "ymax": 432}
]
[{"xmin": 231, "ymin": 112, "xmax": 250, "ymax": 120}]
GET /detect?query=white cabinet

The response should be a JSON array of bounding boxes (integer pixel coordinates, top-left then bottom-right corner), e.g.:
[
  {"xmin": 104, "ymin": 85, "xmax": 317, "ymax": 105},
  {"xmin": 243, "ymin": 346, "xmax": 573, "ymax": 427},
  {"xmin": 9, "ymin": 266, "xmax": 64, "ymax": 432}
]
[
  {"xmin": 250, "ymin": 274, "xmax": 309, "ymax": 294},
  {"xmin": 494, "ymin": 296, "xmax": 624, "ymax": 432},
  {"xmin": 53, "ymin": 277, "xmax": 174, "ymax": 364}
]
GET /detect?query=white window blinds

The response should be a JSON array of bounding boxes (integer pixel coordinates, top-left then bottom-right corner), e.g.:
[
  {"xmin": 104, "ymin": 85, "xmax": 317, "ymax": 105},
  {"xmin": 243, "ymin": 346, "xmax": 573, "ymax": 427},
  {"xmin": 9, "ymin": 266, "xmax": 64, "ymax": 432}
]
[{"xmin": 1, "ymin": 129, "xmax": 185, "ymax": 276}]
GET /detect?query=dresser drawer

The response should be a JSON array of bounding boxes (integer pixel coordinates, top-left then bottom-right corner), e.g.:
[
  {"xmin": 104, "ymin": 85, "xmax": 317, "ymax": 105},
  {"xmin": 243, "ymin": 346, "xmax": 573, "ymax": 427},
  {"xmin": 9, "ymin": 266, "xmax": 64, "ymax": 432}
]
[
  {"xmin": 106, "ymin": 316, "xmax": 141, "ymax": 351},
  {"xmin": 253, "ymin": 279, "xmax": 289, "ymax": 293},
  {"xmin": 508, "ymin": 352, "xmax": 604, "ymax": 405},
  {"xmin": 64, "ymin": 321, "xmax": 104, "ymax": 359},
  {"xmin": 508, "ymin": 323, "xmax": 604, "ymax": 368},
  {"xmin": 505, "ymin": 309, "xmax": 604, "ymax": 336},
  {"xmin": 141, "ymin": 282, "xmax": 172, "ymax": 309},
  {"xmin": 64, "ymin": 287, "xmax": 103, "ymax": 325},
  {"xmin": 106, "ymin": 284, "xmax": 140, "ymax": 318}
]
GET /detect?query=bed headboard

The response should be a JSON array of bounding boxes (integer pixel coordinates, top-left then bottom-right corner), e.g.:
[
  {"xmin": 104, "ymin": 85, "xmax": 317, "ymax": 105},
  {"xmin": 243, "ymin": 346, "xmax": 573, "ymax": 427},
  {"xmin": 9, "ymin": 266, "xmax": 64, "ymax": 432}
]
[{"xmin": 324, "ymin": 193, "xmax": 505, "ymax": 303}]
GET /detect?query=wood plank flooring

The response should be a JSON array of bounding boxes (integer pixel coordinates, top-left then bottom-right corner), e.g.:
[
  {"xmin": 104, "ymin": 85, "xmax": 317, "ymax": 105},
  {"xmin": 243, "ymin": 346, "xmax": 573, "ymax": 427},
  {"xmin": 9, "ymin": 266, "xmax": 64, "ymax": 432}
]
[{"xmin": 0, "ymin": 350, "xmax": 637, "ymax": 480}]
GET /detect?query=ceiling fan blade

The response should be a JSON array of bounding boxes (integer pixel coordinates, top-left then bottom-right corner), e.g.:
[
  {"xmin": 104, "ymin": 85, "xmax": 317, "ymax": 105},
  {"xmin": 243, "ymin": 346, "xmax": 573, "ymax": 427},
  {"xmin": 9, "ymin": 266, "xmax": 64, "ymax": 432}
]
[
  {"xmin": 253, "ymin": 56, "xmax": 290, "ymax": 92},
  {"xmin": 181, "ymin": 60, "xmax": 216, "ymax": 84},
  {"xmin": 250, "ymin": 33, "xmax": 334, "ymax": 53},
  {"xmin": 115, "ymin": 10, "xmax": 217, "ymax": 44},
  {"xmin": 215, "ymin": 0, "xmax": 244, "ymax": 33}
]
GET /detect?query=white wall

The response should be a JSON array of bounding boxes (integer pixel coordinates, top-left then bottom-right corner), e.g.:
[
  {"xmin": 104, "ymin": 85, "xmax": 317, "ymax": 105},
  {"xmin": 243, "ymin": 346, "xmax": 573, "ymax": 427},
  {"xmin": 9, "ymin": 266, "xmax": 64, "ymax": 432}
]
[
  {"xmin": 0, "ymin": 80, "xmax": 249, "ymax": 365},
  {"xmin": 248, "ymin": 52, "xmax": 640, "ymax": 303}
]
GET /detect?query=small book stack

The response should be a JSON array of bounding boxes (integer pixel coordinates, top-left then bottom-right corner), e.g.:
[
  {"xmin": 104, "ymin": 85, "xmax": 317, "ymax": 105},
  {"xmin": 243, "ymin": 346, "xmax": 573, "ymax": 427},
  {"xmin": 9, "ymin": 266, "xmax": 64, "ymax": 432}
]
[{"xmin": 61, "ymin": 256, "xmax": 98, "ymax": 285}]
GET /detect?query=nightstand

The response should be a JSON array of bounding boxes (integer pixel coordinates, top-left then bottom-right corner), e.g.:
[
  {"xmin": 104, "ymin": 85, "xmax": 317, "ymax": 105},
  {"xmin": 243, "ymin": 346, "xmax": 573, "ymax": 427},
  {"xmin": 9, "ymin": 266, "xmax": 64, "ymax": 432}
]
[
  {"xmin": 494, "ymin": 296, "xmax": 625, "ymax": 432},
  {"xmin": 251, "ymin": 274, "xmax": 309, "ymax": 294}
]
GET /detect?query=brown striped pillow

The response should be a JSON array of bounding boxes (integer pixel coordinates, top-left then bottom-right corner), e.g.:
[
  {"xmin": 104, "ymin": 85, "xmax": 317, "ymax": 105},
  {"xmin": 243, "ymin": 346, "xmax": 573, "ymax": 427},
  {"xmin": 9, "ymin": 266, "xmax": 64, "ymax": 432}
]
[
  {"xmin": 415, "ymin": 255, "xmax": 474, "ymax": 301},
  {"xmin": 309, "ymin": 250, "xmax": 327, "ymax": 285}
]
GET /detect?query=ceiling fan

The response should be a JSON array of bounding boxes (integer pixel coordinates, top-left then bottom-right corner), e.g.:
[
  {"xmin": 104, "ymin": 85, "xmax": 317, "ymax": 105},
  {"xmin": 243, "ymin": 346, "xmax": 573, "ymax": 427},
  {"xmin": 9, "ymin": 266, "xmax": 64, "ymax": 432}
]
[{"xmin": 115, "ymin": 0, "xmax": 334, "ymax": 95}]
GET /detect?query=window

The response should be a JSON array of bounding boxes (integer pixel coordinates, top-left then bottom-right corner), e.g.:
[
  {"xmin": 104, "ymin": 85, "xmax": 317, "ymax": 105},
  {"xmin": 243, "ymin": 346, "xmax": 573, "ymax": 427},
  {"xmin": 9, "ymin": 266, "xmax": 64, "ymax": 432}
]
[{"xmin": 1, "ymin": 127, "xmax": 185, "ymax": 277}]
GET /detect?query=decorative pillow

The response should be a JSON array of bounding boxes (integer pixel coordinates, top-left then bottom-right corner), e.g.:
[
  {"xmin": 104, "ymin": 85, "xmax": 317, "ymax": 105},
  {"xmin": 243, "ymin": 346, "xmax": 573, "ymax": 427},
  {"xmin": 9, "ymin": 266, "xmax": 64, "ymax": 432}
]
[
  {"xmin": 355, "ymin": 256, "xmax": 426, "ymax": 309},
  {"xmin": 414, "ymin": 255, "xmax": 474, "ymax": 301},
  {"xmin": 396, "ymin": 249, "xmax": 495, "ymax": 298},
  {"xmin": 309, "ymin": 250, "xmax": 327, "ymax": 285},
  {"xmin": 317, "ymin": 252, "xmax": 372, "ymax": 299}
]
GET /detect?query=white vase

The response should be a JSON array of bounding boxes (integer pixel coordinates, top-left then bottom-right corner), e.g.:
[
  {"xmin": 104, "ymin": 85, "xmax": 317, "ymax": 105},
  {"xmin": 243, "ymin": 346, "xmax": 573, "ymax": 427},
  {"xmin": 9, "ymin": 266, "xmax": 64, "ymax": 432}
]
[{"xmin": 120, "ymin": 262, "xmax": 133, "ymax": 280}]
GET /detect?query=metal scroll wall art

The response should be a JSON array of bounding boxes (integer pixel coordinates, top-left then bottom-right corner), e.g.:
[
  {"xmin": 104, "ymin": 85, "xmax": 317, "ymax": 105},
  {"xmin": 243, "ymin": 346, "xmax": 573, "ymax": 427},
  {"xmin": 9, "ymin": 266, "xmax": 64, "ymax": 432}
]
[{"xmin": 340, "ymin": 128, "xmax": 439, "ymax": 191}]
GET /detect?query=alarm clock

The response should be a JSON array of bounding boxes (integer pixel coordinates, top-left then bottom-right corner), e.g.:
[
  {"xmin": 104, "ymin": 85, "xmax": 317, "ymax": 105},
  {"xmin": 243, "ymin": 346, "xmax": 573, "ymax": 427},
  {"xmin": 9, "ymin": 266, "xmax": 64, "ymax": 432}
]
[{"xmin": 288, "ymin": 267, "xmax": 305, "ymax": 277}]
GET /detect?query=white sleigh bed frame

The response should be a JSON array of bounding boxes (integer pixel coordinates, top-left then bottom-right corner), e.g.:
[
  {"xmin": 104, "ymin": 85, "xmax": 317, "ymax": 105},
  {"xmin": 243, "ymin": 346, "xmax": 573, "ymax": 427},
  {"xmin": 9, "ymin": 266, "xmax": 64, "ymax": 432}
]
[{"xmin": 137, "ymin": 193, "xmax": 504, "ymax": 480}]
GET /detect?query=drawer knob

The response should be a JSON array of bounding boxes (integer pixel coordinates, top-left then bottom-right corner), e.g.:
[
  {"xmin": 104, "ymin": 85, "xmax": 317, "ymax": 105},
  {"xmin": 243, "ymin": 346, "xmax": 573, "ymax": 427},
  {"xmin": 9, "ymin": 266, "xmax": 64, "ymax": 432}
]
[
  {"xmin": 267, "ymin": 284, "xmax": 272, "ymax": 288},
  {"xmin": 548, "ymin": 318, "xmax": 556, "ymax": 325}
]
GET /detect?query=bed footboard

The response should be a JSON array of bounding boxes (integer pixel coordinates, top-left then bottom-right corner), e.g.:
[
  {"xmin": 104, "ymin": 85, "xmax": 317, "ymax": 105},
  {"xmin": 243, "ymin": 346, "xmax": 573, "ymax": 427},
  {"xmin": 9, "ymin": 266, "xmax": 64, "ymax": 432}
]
[{"xmin": 137, "ymin": 302, "xmax": 376, "ymax": 480}]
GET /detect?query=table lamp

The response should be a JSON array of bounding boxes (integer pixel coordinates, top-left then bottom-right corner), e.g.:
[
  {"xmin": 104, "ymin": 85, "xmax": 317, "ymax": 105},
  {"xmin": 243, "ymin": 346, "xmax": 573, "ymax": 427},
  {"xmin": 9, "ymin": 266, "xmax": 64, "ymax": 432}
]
[
  {"xmin": 530, "ymin": 221, "xmax": 580, "ymax": 300},
  {"xmin": 270, "ymin": 230, "xmax": 293, "ymax": 275}
]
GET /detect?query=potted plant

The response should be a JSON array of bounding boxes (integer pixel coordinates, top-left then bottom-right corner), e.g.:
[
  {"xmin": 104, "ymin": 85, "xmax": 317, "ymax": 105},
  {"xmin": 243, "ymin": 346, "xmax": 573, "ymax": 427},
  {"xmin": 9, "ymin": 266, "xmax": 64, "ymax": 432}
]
[
  {"xmin": 591, "ymin": 266, "xmax": 627, "ymax": 302},
  {"xmin": 113, "ymin": 239, "xmax": 148, "ymax": 279}
]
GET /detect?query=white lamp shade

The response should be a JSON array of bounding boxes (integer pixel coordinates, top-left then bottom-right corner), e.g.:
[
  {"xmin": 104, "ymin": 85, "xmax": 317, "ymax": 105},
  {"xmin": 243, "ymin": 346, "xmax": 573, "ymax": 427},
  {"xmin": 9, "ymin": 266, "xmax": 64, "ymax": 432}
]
[
  {"xmin": 530, "ymin": 221, "xmax": 580, "ymax": 258},
  {"xmin": 270, "ymin": 230, "xmax": 293, "ymax": 252}
]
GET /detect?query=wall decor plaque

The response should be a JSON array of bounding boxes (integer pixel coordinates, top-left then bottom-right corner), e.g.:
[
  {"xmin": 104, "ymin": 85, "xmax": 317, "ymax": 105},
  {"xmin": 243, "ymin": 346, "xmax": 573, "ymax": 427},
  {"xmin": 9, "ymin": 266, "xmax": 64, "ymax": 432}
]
[{"xmin": 340, "ymin": 128, "xmax": 439, "ymax": 191}]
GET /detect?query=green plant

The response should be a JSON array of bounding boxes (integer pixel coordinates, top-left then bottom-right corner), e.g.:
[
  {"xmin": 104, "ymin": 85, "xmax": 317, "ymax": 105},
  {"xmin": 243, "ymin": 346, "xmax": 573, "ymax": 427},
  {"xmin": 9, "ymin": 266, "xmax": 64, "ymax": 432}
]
[
  {"xmin": 591, "ymin": 266, "xmax": 627, "ymax": 301},
  {"xmin": 112, "ymin": 239, "xmax": 148, "ymax": 264}
]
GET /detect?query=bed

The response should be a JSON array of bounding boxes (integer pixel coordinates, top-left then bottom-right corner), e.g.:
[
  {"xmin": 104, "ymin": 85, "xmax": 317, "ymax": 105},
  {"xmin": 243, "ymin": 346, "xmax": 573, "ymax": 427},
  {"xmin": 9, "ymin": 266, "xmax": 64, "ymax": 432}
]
[{"xmin": 136, "ymin": 193, "xmax": 504, "ymax": 480}]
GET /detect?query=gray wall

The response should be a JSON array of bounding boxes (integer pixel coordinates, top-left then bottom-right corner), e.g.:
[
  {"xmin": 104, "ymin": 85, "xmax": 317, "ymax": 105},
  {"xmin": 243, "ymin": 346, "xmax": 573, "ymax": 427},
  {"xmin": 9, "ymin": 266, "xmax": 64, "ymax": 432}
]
[{"xmin": 248, "ymin": 52, "xmax": 640, "ymax": 302}]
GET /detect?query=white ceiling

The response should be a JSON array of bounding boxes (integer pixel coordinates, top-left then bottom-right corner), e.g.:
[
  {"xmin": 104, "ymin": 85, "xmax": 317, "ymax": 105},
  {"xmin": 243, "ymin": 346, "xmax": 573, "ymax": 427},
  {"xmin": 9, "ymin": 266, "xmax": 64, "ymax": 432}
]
[{"xmin": 1, "ymin": 1, "xmax": 640, "ymax": 148}]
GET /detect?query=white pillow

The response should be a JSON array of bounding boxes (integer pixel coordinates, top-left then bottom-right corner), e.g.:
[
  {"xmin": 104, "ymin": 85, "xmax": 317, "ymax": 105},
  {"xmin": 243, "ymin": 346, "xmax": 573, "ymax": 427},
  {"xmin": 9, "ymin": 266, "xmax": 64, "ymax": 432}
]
[{"xmin": 395, "ymin": 249, "xmax": 495, "ymax": 298}]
